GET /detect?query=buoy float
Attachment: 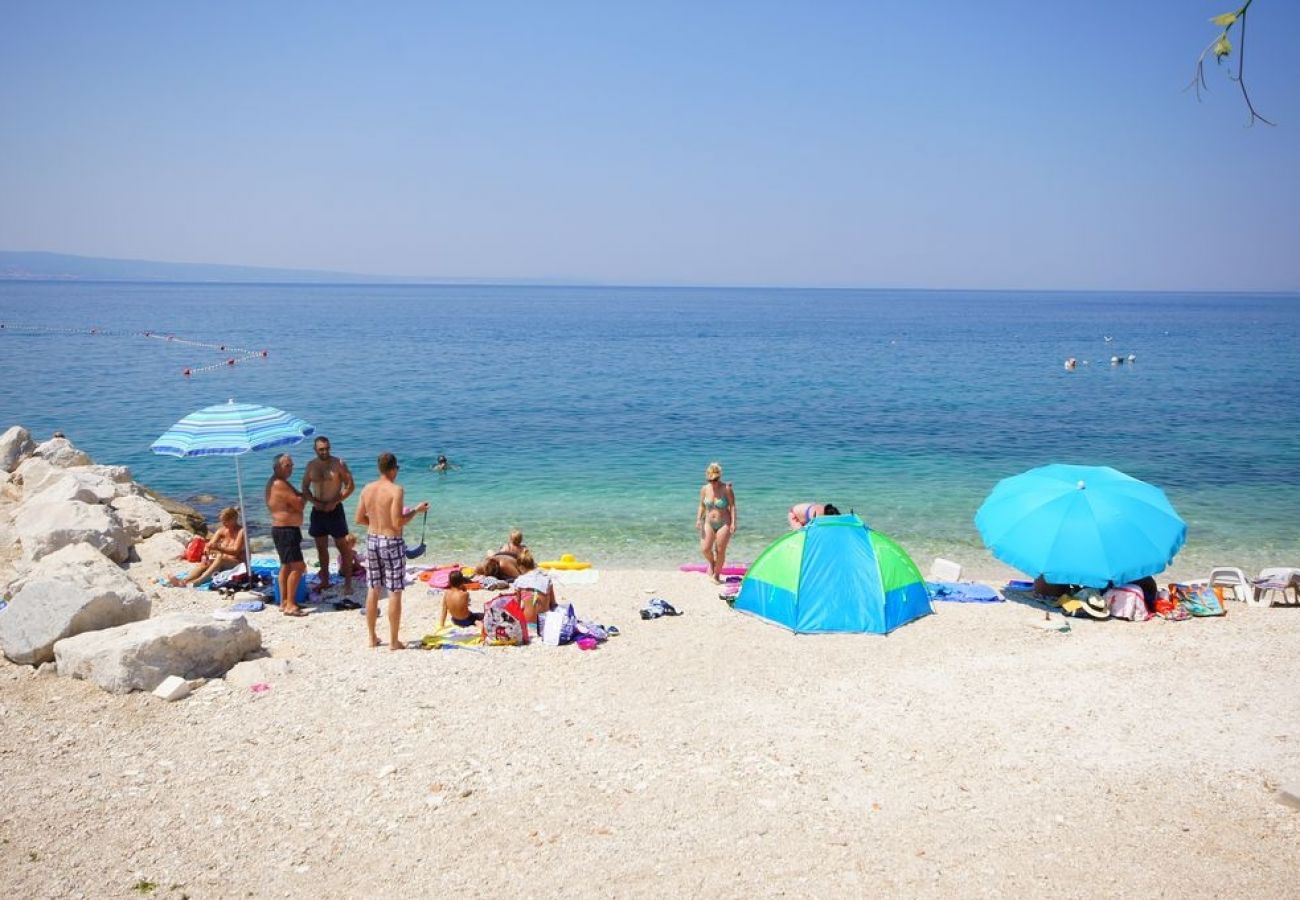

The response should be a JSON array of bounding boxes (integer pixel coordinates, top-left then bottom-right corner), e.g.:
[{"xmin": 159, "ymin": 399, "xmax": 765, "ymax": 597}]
[
  {"xmin": 226, "ymin": 358, "xmax": 236, "ymax": 366},
  {"xmin": 540, "ymin": 553, "xmax": 592, "ymax": 570}
]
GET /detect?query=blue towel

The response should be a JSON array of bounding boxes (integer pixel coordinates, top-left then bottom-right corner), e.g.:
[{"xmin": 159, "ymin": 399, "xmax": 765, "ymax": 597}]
[{"xmin": 926, "ymin": 581, "xmax": 1002, "ymax": 603}]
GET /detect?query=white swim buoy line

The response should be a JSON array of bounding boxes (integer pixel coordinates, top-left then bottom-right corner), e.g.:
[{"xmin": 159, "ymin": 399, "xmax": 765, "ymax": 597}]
[{"xmin": 0, "ymin": 321, "xmax": 270, "ymax": 377}]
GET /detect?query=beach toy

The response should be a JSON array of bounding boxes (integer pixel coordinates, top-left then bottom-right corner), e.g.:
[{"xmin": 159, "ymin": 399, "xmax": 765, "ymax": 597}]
[
  {"xmin": 541, "ymin": 554, "xmax": 592, "ymax": 571},
  {"xmin": 406, "ymin": 510, "xmax": 427, "ymax": 559},
  {"xmin": 576, "ymin": 636, "xmax": 598, "ymax": 651},
  {"xmin": 679, "ymin": 563, "xmax": 748, "ymax": 577}
]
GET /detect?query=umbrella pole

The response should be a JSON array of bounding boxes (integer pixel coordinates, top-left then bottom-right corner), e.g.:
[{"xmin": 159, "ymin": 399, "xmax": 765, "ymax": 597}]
[{"xmin": 235, "ymin": 455, "xmax": 253, "ymax": 578}]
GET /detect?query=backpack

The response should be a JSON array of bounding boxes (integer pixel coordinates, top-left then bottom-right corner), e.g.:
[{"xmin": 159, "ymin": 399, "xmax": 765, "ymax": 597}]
[
  {"xmin": 482, "ymin": 593, "xmax": 530, "ymax": 645},
  {"xmin": 184, "ymin": 536, "xmax": 207, "ymax": 563}
]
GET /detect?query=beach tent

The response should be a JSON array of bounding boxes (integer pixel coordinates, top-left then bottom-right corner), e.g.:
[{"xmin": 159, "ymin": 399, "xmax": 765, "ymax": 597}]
[{"xmin": 733, "ymin": 515, "xmax": 932, "ymax": 634}]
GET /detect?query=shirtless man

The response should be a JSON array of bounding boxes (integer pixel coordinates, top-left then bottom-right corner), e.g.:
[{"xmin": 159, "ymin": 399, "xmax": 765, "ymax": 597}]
[
  {"xmin": 265, "ymin": 453, "xmax": 308, "ymax": 617},
  {"xmin": 301, "ymin": 435, "xmax": 356, "ymax": 595},
  {"xmin": 355, "ymin": 452, "xmax": 428, "ymax": 649}
]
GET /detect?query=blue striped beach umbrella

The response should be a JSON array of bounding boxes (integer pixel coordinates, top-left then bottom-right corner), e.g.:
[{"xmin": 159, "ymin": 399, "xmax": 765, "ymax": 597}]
[{"xmin": 152, "ymin": 400, "xmax": 315, "ymax": 567}]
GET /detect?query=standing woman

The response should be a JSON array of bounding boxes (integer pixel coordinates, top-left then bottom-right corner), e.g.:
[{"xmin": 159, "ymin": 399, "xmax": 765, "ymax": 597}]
[{"xmin": 697, "ymin": 461, "xmax": 738, "ymax": 582}]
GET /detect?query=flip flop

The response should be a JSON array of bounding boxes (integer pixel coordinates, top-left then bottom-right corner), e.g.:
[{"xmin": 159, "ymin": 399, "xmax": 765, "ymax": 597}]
[{"xmin": 282, "ymin": 608, "xmax": 309, "ymax": 618}]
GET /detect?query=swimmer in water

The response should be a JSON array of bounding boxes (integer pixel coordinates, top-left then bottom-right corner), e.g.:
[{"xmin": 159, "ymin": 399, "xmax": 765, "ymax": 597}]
[{"xmin": 431, "ymin": 454, "xmax": 458, "ymax": 473}]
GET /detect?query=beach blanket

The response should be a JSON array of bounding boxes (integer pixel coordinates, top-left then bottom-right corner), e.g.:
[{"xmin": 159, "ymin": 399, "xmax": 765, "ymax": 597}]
[
  {"xmin": 550, "ymin": 568, "xmax": 599, "ymax": 586},
  {"xmin": 421, "ymin": 627, "xmax": 485, "ymax": 651},
  {"xmin": 926, "ymin": 581, "xmax": 1002, "ymax": 603}
]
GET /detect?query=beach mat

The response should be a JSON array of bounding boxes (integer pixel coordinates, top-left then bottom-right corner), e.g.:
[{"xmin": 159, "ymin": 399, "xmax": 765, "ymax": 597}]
[{"xmin": 926, "ymin": 581, "xmax": 1003, "ymax": 603}]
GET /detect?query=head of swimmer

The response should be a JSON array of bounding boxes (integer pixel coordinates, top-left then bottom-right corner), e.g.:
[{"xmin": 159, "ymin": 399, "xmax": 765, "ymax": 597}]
[
  {"xmin": 824, "ymin": 504, "xmax": 840, "ymax": 516},
  {"xmin": 705, "ymin": 461, "xmax": 723, "ymax": 482},
  {"xmin": 377, "ymin": 451, "xmax": 399, "ymax": 478},
  {"xmin": 314, "ymin": 436, "xmax": 331, "ymax": 459}
]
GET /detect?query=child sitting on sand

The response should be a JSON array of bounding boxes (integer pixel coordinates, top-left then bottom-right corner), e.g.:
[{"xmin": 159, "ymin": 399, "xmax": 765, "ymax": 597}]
[{"xmin": 438, "ymin": 571, "xmax": 482, "ymax": 629}]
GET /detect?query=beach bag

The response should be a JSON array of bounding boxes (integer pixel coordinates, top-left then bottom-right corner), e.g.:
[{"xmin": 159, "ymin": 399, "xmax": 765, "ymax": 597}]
[
  {"xmin": 184, "ymin": 536, "xmax": 207, "ymax": 562},
  {"xmin": 540, "ymin": 603, "xmax": 577, "ymax": 646},
  {"xmin": 1182, "ymin": 586, "xmax": 1226, "ymax": 618},
  {"xmin": 575, "ymin": 620, "xmax": 609, "ymax": 643},
  {"xmin": 1104, "ymin": 584, "xmax": 1149, "ymax": 621},
  {"xmin": 482, "ymin": 593, "xmax": 530, "ymax": 646}
]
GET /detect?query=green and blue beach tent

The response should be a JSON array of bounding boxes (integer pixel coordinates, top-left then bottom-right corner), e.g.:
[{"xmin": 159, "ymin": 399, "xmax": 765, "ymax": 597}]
[{"xmin": 734, "ymin": 515, "xmax": 932, "ymax": 634}]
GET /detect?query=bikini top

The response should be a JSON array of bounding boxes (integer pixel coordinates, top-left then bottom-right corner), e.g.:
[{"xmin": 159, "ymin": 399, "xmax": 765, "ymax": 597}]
[{"xmin": 705, "ymin": 494, "xmax": 729, "ymax": 510}]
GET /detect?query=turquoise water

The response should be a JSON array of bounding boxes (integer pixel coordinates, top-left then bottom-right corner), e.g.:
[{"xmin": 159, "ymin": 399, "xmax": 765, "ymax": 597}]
[{"xmin": 2, "ymin": 283, "xmax": 1297, "ymax": 575}]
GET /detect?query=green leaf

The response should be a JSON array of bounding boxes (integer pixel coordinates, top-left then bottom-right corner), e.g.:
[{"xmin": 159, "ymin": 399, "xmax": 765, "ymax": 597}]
[{"xmin": 1210, "ymin": 12, "xmax": 1238, "ymax": 27}]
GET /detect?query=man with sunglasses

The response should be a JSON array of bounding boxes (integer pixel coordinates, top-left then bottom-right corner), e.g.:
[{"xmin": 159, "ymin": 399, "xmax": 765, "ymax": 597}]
[{"xmin": 301, "ymin": 435, "xmax": 356, "ymax": 597}]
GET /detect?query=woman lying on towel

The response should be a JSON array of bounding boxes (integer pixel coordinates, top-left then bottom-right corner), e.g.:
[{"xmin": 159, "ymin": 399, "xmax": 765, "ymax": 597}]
[
  {"xmin": 169, "ymin": 507, "xmax": 247, "ymax": 587},
  {"xmin": 475, "ymin": 546, "xmax": 537, "ymax": 581}
]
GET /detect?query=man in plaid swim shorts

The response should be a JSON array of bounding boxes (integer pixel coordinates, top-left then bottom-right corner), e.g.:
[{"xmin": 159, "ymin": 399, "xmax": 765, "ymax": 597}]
[{"xmin": 355, "ymin": 452, "xmax": 429, "ymax": 650}]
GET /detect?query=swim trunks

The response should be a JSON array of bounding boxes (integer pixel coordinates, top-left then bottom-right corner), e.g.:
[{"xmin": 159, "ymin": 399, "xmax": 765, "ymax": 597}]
[
  {"xmin": 365, "ymin": 534, "xmax": 407, "ymax": 591},
  {"xmin": 308, "ymin": 504, "xmax": 349, "ymax": 539},
  {"xmin": 452, "ymin": 612, "xmax": 483, "ymax": 627},
  {"xmin": 271, "ymin": 526, "xmax": 305, "ymax": 565}
]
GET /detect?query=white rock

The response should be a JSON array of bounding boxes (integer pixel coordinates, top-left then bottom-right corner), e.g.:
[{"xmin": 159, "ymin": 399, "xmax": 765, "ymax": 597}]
[
  {"xmin": 14, "ymin": 457, "xmax": 59, "ymax": 496},
  {"xmin": 80, "ymin": 464, "xmax": 133, "ymax": 484},
  {"xmin": 13, "ymin": 498, "xmax": 131, "ymax": 563},
  {"xmin": 0, "ymin": 425, "xmax": 36, "ymax": 473},
  {"xmin": 110, "ymin": 494, "xmax": 175, "ymax": 541},
  {"xmin": 54, "ymin": 613, "xmax": 262, "ymax": 694},
  {"xmin": 225, "ymin": 657, "xmax": 292, "ymax": 688},
  {"xmin": 33, "ymin": 436, "xmax": 92, "ymax": 468},
  {"xmin": 130, "ymin": 530, "xmax": 191, "ymax": 570},
  {"xmin": 0, "ymin": 544, "xmax": 150, "ymax": 666},
  {"xmin": 152, "ymin": 675, "xmax": 193, "ymax": 702},
  {"xmin": 30, "ymin": 470, "xmax": 117, "ymax": 506}
]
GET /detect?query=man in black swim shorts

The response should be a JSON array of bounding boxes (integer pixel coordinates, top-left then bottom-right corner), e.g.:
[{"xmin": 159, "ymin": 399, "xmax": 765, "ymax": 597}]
[
  {"xmin": 301, "ymin": 435, "xmax": 356, "ymax": 595},
  {"xmin": 265, "ymin": 453, "xmax": 308, "ymax": 617}
]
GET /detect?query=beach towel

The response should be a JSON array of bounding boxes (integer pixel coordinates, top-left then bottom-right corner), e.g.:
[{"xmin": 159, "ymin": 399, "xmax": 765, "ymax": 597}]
[
  {"xmin": 550, "ymin": 568, "xmax": 599, "ymax": 586},
  {"xmin": 421, "ymin": 627, "xmax": 485, "ymax": 650},
  {"xmin": 926, "ymin": 581, "xmax": 1002, "ymax": 603}
]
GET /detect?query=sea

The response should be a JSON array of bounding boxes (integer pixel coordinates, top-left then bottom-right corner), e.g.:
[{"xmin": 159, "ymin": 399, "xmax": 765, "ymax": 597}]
[{"xmin": 2, "ymin": 282, "xmax": 1297, "ymax": 577}]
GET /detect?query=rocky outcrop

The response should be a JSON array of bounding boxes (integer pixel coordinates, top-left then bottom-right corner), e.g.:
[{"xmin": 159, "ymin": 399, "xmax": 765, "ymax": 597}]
[
  {"xmin": 131, "ymin": 530, "xmax": 192, "ymax": 571},
  {"xmin": 30, "ymin": 470, "xmax": 117, "ymax": 506},
  {"xmin": 1, "ymin": 425, "xmax": 36, "ymax": 472},
  {"xmin": 33, "ymin": 436, "xmax": 92, "ymax": 468},
  {"xmin": 14, "ymin": 457, "xmax": 60, "ymax": 497},
  {"xmin": 135, "ymin": 484, "xmax": 208, "ymax": 535},
  {"xmin": 54, "ymin": 613, "xmax": 261, "ymax": 694},
  {"xmin": 110, "ymin": 493, "xmax": 176, "ymax": 542},
  {"xmin": 0, "ymin": 544, "xmax": 150, "ymax": 665},
  {"xmin": 13, "ymin": 498, "xmax": 131, "ymax": 563}
]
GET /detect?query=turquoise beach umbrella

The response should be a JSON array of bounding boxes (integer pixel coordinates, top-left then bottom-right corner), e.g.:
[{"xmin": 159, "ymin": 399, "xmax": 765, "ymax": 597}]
[
  {"xmin": 151, "ymin": 400, "xmax": 315, "ymax": 568},
  {"xmin": 974, "ymin": 464, "xmax": 1186, "ymax": 589}
]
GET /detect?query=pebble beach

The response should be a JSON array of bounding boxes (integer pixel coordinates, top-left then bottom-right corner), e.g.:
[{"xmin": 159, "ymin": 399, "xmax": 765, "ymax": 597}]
[{"xmin": 3, "ymin": 454, "xmax": 1298, "ymax": 898}]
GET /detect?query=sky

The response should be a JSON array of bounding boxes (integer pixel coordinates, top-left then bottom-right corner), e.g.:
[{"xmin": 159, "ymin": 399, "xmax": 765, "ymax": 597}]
[{"xmin": 2, "ymin": 1, "xmax": 1298, "ymax": 291}]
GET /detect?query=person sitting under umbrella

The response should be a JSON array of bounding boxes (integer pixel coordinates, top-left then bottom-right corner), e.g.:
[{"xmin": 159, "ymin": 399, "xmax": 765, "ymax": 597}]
[{"xmin": 168, "ymin": 507, "xmax": 246, "ymax": 587}]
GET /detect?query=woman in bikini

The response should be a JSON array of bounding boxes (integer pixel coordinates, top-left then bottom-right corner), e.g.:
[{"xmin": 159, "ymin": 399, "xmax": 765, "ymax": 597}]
[
  {"xmin": 696, "ymin": 461, "xmax": 738, "ymax": 582},
  {"xmin": 787, "ymin": 503, "xmax": 840, "ymax": 529},
  {"xmin": 169, "ymin": 507, "xmax": 246, "ymax": 587},
  {"xmin": 475, "ymin": 547, "xmax": 532, "ymax": 581}
]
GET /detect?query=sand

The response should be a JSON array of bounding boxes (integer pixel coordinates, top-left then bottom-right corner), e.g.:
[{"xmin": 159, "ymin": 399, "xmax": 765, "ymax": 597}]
[{"xmin": 2, "ymin": 548, "xmax": 1298, "ymax": 899}]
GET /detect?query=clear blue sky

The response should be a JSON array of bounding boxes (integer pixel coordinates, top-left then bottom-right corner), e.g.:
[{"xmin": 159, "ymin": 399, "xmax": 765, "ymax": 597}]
[{"xmin": 2, "ymin": 1, "xmax": 1297, "ymax": 290}]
